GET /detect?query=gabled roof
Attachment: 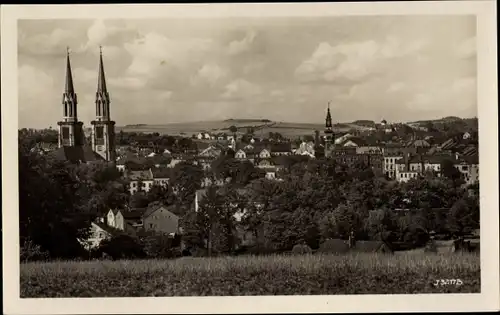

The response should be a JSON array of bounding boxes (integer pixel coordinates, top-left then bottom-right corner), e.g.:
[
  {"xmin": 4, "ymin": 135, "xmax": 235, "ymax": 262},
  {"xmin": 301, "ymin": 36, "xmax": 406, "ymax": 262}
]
[
  {"xmin": 92, "ymin": 221, "xmax": 120, "ymax": 236},
  {"xmin": 51, "ymin": 145, "xmax": 104, "ymax": 163},
  {"xmin": 142, "ymin": 204, "xmax": 178, "ymax": 220},
  {"xmin": 127, "ymin": 169, "xmax": 153, "ymax": 180},
  {"xmin": 151, "ymin": 167, "xmax": 171, "ymax": 179},
  {"xmin": 269, "ymin": 143, "xmax": 292, "ymax": 152},
  {"xmin": 458, "ymin": 154, "xmax": 479, "ymax": 165},
  {"xmin": 121, "ymin": 208, "xmax": 147, "ymax": 219}
]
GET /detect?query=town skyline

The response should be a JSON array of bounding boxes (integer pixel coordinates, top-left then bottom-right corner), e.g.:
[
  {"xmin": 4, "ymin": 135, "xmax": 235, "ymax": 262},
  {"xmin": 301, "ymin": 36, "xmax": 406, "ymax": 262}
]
[{"xmin": 19, "ymin": 16, "xmax": 477, "ymax": 129}]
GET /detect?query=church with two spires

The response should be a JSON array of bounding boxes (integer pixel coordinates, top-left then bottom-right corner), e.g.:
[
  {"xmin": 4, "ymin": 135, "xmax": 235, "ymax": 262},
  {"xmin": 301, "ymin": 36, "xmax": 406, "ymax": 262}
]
[{"xmin": 52, "ymin": 48, "xmax": 116, "ymax": 164}]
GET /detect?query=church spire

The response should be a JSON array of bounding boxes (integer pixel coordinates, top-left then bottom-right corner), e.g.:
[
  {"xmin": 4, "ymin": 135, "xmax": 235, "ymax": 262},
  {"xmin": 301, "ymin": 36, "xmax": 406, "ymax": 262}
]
[
  {"xmin": 95, "ymin": 46, "xmax": 110, "ymax": 119},
  {"xmin": 325, "ymin": 101, "xmax": 333, "ymax": 133},
  {"xmin": 97, "ymin": 46, "xmax": 107, "ymax": 94},
  {"xmin": 65, "ymin": 47, "xmax": 75, "ymax": 94}
]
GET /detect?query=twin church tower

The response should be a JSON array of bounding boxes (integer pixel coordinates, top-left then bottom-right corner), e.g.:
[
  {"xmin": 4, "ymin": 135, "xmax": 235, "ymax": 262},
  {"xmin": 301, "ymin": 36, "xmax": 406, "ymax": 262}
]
[{"xmin": 57, "ymin": 47, "xmax": 116, "ymax": 162}]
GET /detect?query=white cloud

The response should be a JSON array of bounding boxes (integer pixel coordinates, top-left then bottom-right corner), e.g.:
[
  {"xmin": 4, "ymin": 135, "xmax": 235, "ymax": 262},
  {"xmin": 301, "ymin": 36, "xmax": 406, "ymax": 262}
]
[
  {"xmin": 228, "ymin": 30, "xmax": 257, "ymax": 56},
  {"xmin": 124, "ymin": 32, "xmax": 214, "ymax": 78},
  {"xmin": 295, "ymin": 37, "xmax": 429, "ymax": 83},
  {"xmin": 19, "ymin": 28, "xmax": 75, "ymax": 55},
  {"xmin": 222, "ymin": 79, "xmax": 262, "ymax": 99},
  {"xmin": 190, "ymin": 63, "xmax": 229, "ymax": 87}
]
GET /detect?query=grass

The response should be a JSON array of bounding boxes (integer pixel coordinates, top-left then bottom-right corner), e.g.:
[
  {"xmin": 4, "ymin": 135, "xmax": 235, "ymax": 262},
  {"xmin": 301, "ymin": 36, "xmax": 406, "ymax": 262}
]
[{"xmin": 20, "ymin": 252, "xmax": 480, "ymax": 297}]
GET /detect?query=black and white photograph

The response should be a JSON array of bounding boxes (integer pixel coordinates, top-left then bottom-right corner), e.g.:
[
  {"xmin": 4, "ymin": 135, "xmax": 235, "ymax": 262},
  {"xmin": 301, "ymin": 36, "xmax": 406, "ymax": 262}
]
[{"xmin": 2, "ymin": 1, "xmax": 498, "ymax": 314}]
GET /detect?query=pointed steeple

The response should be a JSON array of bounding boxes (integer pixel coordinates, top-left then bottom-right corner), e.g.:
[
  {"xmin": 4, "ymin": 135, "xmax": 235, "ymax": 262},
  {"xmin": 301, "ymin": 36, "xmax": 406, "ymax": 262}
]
[
  {"xmin": 325, "ymin": 101, "xmax": 333, "ymax": 133},
  {"xmin": 97, "ymin": 46, "xmax": 107, "ymax": 94},
  {"xmin": 65, "ymin": 47, "xmax": 75, "ymax": 94}
]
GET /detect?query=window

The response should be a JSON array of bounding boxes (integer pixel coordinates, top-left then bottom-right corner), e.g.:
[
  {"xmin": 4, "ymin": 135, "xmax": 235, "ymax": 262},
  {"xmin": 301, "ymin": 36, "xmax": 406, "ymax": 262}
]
[
  {"xmin": 149, "ymin": 223, "xmax": 154, "ymax": 228},
  {"xmin": 132, "ymin": 182, "xmax": 136, "ymax": 187},
  {"xmin": 95, "ymin": 126, "xmax": 104, "ymax": 139},
  {"xmin": 62, "ymin": 127, "xmax": 70, "ymax": 139}
]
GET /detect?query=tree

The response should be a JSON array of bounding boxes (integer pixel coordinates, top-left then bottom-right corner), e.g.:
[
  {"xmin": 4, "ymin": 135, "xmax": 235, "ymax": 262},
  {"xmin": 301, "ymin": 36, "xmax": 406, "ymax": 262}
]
[
  {"xmin": 170, "ymin": 162, "xmax": 204, "ymax": 206},
  {"xmin": 229, "ymin": 125, "xmax": 238, "ymax": 133},
  {"xmin": 441, "ymin": 159, "xmax": 465, "ymax": 188},
  {"xmin": 447, "ymin": 198, "xmax": 478, "ymax": 237},
  {"xmin": 364, "ymin": 208, "xmax": 398, "ymax": 241},
  {"xmin": 18, "ymin": 146, "xmax": 93, "ymax": 259}
]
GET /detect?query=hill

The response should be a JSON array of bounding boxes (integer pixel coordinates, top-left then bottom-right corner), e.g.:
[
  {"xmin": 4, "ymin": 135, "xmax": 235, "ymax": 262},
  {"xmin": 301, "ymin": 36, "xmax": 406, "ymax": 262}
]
[{"xmin": 116, "ymin": 119, "xmax": 368, "ymax": 138}]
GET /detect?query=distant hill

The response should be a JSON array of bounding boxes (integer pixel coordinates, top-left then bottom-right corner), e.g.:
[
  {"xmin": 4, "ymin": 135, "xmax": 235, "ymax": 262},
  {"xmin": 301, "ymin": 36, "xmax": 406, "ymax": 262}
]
[{"xmin": 116, "ymin": 116, "xmax": 475, "ymax": 138}]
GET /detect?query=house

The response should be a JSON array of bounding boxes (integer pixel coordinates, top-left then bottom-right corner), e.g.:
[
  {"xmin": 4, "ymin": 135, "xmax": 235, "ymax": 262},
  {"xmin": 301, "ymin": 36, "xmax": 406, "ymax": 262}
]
[
  {"xmin": 257, "ymin": 159, "xmax": 274, "ymax": 169},
  {"xmin": 294, "ymin": 141, "xmax": 316, "ymax": 157},
  {"xmin": 142, "ymin": 204, "xmax": 179, "ymax": 235},
  {"xmin": 341, "ymin": 137, "xmax": 366, "ymax": 147},
  {"xmin": 259, "ymin": 148, "xmax": 271, "ymax": 159},
  {"xmin": 199, "ymin": 145, "xmax": 222, "ymax": 158},
  {"xmin": 334, "ymin": 133, "xmax": 353, "ymax": 145},
  {"xmin": 396, "ymin": 170, "xmax": 420, "ymax": 183},
  {"xmin": 127, "ymin": 169, "xmax": 154, "ymax": 195},
  {"xmin": 196, "ymin": 133, "xmax": 204, "ymax": 140},
  {"xmin": 356, "ymin": 146, "xmax": 382, "ymax": 154},
  {"xmin": 235, "ymin": 149, "xmax": 247, "ymax": 159},
  {"xmin": 463, "ymin": 132, "xmax": 471, "ymax": 140},
  {"xmin": 265, "ymin": 169, "xmax": 277, "ymax": 180},
  {"xmin": 79, "ymin": 221, "xmax": 115, "ymax": 250},
  {"xmin": 269, "ymin": 143, "xmax": 292, "ymax": 156},
  {"xmin": 407, "ymin": 139, "xmax": 431, "ymax": 148},
  {"xmin": 167, "ymin": 158, "xmax": 184, "ymax": 168},
  {"xmin": 454, "ymin": 155, "xmax": 479, "ymax": 186},
  {"xmin": 383, "ymin": 155, "xmax": 404, "ymax": 179},
  {"xmin": 151, "ymin": 167, "xmax": 170, "ymax": 188}
]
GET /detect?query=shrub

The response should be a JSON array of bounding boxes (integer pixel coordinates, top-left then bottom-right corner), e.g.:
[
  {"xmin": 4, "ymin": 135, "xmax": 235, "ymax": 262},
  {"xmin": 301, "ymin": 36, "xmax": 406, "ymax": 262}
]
[{"xmin": 20, "ymin": 239, "xmax": 50, "ymax": 262}]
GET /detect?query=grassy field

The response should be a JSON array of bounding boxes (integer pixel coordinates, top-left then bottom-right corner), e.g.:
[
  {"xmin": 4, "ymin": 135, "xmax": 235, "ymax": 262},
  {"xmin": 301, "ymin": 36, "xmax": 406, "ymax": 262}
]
[
  {"xmin": 116, "ymin": 120, "xmax": 368, "ymax": 138},
  {"xmin": 20, "ymin": 253, "xmax": 480, "ymax": 297}
]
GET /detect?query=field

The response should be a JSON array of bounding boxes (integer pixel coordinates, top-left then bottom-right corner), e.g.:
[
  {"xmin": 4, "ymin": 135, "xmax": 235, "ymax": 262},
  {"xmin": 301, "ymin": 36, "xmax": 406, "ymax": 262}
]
[
  {"xmin": 20, "ymin": 253, "xmax": 480, "ymax": 297},
  {"xmin": 116, "ymin": 120, "xmax": 369, "ymax": 138}
]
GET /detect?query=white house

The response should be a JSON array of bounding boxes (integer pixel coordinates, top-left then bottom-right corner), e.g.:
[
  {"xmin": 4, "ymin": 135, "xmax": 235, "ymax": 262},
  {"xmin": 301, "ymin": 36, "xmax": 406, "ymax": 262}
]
[
  {"xmin": 79, "ymin": 221, "xmax": 113, "ymax": 250},
  {"xmin": 454, "ymin": 156, "xmax": 479, "ymax": 186},
  {"xmin": 235, "ymin": 149, "xmax": 247, "ymax": 159},
  {"xmin": 383, "ymin": 155, "xmax": 404, "ymax": 179},
  {"xmin": 127, "ymin": 169, "xmax": 154, "ymax": 195},
  {"xmin": 259, "ymin": 148, "xmax": 271, "ymax": 159}
]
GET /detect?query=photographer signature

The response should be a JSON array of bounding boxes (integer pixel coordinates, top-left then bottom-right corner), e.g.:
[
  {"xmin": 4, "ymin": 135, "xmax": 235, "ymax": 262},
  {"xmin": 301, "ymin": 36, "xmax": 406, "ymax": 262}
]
[{"xmin": 433, "ymin": 279, "xmax": 464, "ymax": 287}]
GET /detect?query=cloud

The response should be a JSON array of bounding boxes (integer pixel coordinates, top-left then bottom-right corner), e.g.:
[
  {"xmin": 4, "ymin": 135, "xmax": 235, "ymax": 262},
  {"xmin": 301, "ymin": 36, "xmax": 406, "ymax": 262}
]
[
  {"xmin": 18, "ymin": 64, "xmax": 58, "ymax": 127},
  {"xmin": 222, "ymin": 79, "xmax": 262, "ymax": 100},
  {"xmin": 190, "ymin": 63, "xmax": 229, "ymax": 87},
  {"xmin": 407, "ymin": 76, "xmax": 476, "ymax": 114},
  {"xmin": 228, "ymin": 30, "xmax": 257, "ymax": 56},
  {"xmin": 107, "ymin": 76, "xmax": 147, "ymax": 89},
  {"xmin": 295, "ymin": 36, "xmax": 429, "ymax": 84},
  {"xmin": 387, "ymin": 82, "xmax": 406, "ymax": 93},
  {"xmin": 18, "ymin": 28, "xmax": 76, "ymax": 56},
  {"xmin": 124, "ymin": 32, "xmax": 214, "ymax": 77}
]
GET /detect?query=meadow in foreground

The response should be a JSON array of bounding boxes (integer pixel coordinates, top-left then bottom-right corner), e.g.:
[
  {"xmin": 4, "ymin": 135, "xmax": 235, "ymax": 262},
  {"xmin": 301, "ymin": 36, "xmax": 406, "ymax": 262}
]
[{"xmin": 20, "ymin": 253, "xmax": 480, "ymax": 297}]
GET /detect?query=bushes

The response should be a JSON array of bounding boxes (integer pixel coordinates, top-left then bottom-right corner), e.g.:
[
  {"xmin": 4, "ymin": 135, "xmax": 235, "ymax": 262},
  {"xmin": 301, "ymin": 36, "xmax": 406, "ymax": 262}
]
[{"xmin": 20, "ymin": 238, "xmax": 50, "ymax": 262}]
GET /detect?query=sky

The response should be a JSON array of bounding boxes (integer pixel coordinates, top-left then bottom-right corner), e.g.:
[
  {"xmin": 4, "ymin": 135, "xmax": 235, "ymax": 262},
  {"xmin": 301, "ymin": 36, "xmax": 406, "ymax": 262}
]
[{"xmin": 18, "ymin": 16, "xmax": 477, "ymax": 129}]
